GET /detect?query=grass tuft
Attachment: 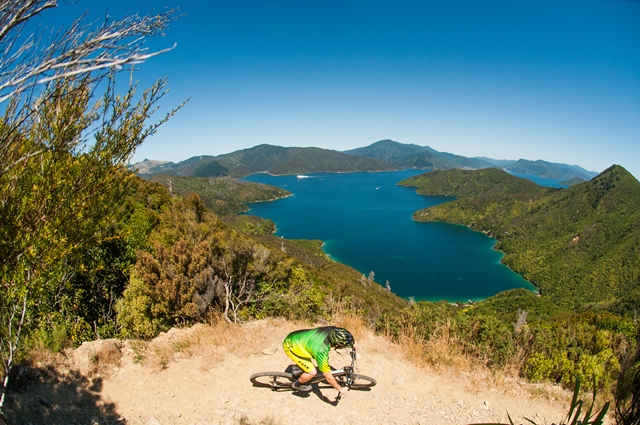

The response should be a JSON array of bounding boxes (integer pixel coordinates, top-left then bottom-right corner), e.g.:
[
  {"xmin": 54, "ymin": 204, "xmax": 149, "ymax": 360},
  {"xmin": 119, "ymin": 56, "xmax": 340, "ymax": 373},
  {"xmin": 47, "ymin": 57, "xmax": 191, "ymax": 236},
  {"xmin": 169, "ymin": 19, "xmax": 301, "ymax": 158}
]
[{"xmin": 470, "ymin": 377, "xmax": 610, "ymax": 425}]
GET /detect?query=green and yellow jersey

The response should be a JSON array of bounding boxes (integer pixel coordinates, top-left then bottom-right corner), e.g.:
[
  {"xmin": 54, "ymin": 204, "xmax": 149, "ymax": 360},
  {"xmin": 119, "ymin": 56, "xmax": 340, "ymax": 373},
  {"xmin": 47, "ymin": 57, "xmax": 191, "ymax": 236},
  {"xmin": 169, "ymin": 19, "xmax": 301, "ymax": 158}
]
[{"xmin": 282, "ymin": 326, "xmax": 337, "ymax": 373}]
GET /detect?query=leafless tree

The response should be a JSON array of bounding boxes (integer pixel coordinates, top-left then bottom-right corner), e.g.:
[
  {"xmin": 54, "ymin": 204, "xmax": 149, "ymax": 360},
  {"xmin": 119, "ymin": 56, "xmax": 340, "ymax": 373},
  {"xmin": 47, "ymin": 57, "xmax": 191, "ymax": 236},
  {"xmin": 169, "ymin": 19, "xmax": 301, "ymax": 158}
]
[
  {"xmin": 514, "ymin": 308, "xmax": 528, "ymax": 334},
  {"xmin": 0, "ymin": 0, "xmax": 178, "ymax": 172},
  {"xmin": 214, "ymin": 243, "xmax": 274, "ymax": 323}
]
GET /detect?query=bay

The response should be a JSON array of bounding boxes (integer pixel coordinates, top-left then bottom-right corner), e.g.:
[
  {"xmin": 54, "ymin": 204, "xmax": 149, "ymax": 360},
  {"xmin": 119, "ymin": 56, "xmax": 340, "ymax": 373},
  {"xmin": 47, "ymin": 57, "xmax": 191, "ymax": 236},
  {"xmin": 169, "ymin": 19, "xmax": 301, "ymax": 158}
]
[
  {"xmin": 508, "ymin": 172, "xmax": 567, "ymax": 188},
  {"xmin": 242, "ymin": 170, "xmax": 537, "ymax": 302}
]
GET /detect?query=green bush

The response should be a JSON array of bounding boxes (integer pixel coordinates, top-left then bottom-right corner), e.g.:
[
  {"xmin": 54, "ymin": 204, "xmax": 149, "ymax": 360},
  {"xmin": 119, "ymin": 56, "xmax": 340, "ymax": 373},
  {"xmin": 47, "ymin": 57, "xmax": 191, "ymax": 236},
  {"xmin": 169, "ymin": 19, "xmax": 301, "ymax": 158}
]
[
  {"xmin": 116, "ymin": 273, "xmax": 159, "ymax": 339},
  {"xmin": 25, "ymin": 317, "xmax": 70, "ymax": 354}
]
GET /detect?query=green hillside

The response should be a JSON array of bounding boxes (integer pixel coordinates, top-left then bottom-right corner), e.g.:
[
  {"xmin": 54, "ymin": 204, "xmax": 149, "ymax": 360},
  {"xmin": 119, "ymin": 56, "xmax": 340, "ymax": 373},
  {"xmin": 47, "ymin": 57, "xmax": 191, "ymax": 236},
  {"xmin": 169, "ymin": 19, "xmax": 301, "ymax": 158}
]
[
  {"xmin": 402, "ymin": 165, "xmax": 640, "ymax": 312},
  {"xmin": 147, "ymin": 174, "xmax": 290, "ymax": 216},
  {"xmin": 120, "ymin": 177, "xmax": 406, "ymax": 329},
  {"xmin": 399, "ymin": 167, "xmax": 556, "ymax": 197},
  {"xmin": 560, "ymin": 177, "xmax": 586, "ymax": 187}
]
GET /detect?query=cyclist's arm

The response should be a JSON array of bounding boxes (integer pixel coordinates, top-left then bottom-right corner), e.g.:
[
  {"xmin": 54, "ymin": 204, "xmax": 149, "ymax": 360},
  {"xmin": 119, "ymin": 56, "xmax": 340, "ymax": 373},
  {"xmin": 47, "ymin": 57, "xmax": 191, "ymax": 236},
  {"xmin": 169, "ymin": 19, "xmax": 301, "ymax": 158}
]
[{"xmin": 322, "ymin": 371, "xmax": 348, "ymax": 394}]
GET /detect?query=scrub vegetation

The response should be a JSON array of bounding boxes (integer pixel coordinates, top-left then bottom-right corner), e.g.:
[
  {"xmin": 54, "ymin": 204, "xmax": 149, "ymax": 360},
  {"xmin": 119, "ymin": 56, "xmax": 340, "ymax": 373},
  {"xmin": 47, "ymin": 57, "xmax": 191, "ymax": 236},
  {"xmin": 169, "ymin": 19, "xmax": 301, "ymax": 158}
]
[{"xmin": 147, "ymin": 173, "xmax": 291, "ymax": 216}]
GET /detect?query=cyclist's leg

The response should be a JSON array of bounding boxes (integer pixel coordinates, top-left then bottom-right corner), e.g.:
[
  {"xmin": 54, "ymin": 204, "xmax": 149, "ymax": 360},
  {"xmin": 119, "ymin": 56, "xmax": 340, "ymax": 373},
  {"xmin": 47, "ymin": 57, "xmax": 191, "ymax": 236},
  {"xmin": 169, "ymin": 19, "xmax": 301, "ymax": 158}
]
[{"xmin": 283, "ymin": 339, "xmax": 317, "ymax": 383}]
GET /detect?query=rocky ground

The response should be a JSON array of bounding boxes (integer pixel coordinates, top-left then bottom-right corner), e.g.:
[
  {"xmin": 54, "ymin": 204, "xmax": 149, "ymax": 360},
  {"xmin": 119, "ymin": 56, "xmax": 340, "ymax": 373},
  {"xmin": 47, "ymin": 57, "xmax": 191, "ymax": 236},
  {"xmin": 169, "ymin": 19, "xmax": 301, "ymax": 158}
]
[{"xmin": 6, "ymin": 318, "xmax": 608, "ymax": 425}]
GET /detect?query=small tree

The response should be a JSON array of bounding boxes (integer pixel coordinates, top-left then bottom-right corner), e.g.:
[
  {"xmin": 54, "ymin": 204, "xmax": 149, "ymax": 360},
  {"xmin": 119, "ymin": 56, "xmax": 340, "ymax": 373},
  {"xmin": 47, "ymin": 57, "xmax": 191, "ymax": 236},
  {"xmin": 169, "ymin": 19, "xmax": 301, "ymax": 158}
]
[
  {"xmin": 0, "ymin": 0, "xmax": 181, "ymax": 414},
  {"xmin": 213, "ymin": 238, "xmax": 274, "ymax": 323},
  {"xmin": 615, "ymin": 329, "xmax": 640, "ymax": 425}
]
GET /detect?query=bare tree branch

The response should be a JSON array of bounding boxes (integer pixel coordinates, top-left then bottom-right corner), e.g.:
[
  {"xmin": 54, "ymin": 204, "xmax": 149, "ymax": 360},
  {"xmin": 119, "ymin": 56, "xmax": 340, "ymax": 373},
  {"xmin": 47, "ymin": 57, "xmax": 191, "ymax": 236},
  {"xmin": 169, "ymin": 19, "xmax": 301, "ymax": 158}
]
[
  {"xmin": 0, "ymin": 4, "xmax": 177, "ymax": 104},
  {"xmin": 0, "ymin": 0, "xmax": 58, "ymax": 42},
  {"xmin": 0, "ymin": 293, "xmax": 27, "ymax": 412}
]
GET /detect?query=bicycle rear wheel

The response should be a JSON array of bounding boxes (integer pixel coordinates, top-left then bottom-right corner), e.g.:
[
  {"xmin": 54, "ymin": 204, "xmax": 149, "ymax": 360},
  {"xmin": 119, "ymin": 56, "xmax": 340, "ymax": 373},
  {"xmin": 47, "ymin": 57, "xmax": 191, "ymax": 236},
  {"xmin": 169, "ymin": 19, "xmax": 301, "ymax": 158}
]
[
  {"xmin": 250, "ymin": 371, "xmax": 293, "ymax": 390},
  {"xmin": 348, "ymin": 374, "xmax": 376, "ymax": 389}
]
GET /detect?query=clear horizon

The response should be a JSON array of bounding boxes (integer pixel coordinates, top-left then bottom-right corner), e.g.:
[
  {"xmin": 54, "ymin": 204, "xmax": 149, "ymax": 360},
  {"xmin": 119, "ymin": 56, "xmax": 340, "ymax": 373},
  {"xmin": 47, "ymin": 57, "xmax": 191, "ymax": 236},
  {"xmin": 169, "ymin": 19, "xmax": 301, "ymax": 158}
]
[{"xmin": 48, "ymin": 1, "xmax": 640, "ymax": 179}]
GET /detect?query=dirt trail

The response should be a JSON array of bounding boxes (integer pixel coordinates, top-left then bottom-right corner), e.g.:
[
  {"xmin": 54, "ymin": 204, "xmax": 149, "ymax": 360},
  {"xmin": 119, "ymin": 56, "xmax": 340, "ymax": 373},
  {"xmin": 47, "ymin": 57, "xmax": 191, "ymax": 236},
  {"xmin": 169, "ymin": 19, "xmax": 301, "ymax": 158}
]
[{"xmin": 9, "ymin": 319, "xmax": 591, "ymax": 425}]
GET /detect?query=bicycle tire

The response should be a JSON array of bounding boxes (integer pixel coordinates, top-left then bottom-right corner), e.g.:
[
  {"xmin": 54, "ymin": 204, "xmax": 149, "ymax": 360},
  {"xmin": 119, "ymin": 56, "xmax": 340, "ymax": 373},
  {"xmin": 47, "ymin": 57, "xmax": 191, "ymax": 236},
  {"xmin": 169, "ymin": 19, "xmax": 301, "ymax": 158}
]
[
  {"xmin": 347, "ymin": 374, "xmax": 376, "ymax": 389},
  {"xmin": 250, "ymin": 371, "xmax": 293, "ymax": 389}
]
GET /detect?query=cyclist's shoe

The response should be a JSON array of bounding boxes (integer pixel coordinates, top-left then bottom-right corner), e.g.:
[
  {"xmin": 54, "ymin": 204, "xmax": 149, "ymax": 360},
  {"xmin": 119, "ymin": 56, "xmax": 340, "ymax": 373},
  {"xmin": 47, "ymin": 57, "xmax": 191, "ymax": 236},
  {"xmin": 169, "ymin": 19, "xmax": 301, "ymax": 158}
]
[{"xmin": 291, "ymin": 380, "xmax": 312, "ymax": 392}]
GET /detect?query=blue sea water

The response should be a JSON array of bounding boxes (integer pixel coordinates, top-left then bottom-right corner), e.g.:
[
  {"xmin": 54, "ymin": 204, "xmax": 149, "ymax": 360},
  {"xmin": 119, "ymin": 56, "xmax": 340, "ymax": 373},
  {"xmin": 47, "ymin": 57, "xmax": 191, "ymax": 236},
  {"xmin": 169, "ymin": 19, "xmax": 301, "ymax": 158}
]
[
  {"xmin": 508, "ymin": 172, "xmax": 567, "ymax": 188},
  {"xmin": 242, "ymin": 170, "xmax": 537, "ymax": 302}
]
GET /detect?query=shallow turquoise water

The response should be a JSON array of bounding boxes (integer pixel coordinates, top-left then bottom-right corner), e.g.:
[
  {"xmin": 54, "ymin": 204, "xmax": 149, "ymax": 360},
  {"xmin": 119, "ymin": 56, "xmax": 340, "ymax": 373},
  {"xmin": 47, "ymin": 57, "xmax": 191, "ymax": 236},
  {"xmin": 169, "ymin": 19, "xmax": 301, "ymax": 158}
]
[{"xmin": 243, "ymin": 170, "xmax": 537, "ymax": 302}]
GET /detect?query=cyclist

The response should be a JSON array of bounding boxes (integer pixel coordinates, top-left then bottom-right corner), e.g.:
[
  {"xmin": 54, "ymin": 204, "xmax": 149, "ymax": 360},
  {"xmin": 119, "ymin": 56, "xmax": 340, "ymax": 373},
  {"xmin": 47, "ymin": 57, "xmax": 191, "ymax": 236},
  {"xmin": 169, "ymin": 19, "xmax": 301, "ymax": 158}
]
[{"xmin": 282, "ymin": 326, "xmax": 354, "ymax": 396}]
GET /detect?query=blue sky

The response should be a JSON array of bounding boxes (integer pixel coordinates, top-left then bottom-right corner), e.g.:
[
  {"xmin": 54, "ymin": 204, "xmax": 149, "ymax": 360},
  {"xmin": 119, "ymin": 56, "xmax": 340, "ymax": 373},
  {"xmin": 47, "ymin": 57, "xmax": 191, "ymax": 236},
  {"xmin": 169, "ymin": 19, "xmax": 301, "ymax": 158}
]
[{"xmin": 54, "ymin": 1, "xmax": 639, "ymax": 178}]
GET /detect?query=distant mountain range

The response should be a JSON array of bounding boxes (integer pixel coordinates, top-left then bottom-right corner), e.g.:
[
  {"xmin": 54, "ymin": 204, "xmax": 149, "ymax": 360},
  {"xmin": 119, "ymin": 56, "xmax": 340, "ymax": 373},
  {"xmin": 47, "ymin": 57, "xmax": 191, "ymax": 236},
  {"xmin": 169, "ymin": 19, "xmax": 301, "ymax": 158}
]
[
  {"xmin": 345, "ymin": 139, "xmax": 495, "ymax": 170},
  {"xmin": 132, "ymin": 144, "xmax": 399, "ymax": 178},
  {"xmin": 131, "ymin": 139, "xmax": 598, "ymax": 182},
  {"xmin": 346, "ymin": 140, "xmax": 597, "ymax": 181}
]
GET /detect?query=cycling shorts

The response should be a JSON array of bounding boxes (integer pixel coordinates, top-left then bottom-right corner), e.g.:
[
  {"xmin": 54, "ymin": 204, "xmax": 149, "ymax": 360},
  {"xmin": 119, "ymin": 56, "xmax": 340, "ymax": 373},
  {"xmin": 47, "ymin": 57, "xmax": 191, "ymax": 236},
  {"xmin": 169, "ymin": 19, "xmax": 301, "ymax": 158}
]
[{"xmin": 283, "ymin": 338, "xmax": 316, "ymax": 373}]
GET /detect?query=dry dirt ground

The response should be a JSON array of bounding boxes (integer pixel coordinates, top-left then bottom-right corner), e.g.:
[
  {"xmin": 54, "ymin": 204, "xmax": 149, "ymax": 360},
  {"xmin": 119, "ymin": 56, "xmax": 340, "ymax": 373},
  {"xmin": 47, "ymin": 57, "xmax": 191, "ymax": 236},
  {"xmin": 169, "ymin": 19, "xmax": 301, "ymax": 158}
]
[{"xmin": 6, "ymin": 318, "xmax": 609, "ymax": 425}]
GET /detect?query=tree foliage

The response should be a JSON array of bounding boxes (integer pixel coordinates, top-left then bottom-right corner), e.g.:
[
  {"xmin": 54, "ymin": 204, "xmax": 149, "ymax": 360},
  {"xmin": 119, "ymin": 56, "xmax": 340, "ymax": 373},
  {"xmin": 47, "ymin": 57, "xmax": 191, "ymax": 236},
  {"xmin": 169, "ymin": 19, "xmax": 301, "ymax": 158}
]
[
  {"xmin": 0, "ymin": 0, "xmax": 180, "ymax": 413},
  {"xmin": 0, "ymin": 75, "xmax": 174, "ymax": 356},
  {"xmin": 378, "ymin": 289, "xmax": 637, "ymax": 391}
]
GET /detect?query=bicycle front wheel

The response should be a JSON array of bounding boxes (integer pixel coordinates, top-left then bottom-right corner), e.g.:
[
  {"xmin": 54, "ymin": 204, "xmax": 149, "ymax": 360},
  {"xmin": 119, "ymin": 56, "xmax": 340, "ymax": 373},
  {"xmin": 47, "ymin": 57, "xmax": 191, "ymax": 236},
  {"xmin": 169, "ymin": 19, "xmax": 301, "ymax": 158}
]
[
  {"xmin": 250, "ymin": 371, "xmax": 293, "ymax": 390},
  {"xmin": 349, "ymin": 374, "xmax": 376, "ymax": 389}
]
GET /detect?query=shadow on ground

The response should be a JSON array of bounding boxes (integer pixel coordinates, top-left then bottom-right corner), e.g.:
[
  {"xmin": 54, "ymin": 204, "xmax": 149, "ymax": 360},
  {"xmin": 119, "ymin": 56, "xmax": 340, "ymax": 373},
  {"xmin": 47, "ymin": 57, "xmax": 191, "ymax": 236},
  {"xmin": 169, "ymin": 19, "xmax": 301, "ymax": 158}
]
[{"xmin": 4, "ymin": 363, "xmax": 124, "ymax": 425}]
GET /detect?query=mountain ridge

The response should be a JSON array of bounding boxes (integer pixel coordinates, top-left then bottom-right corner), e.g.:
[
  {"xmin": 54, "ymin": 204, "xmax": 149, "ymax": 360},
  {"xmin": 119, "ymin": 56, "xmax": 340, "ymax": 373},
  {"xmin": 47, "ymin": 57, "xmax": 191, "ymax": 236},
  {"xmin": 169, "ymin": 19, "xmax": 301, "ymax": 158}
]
[
  {"xmin": 131, "ymin": 139, "xmax": 598, "ymax": 182},
  {"xmin": 133, "ymin": 144, "xmax": 401, "ymax": 178},
  {"xmin": 344, "ymin": 139, "xmax": 496, "ymax": 170}
]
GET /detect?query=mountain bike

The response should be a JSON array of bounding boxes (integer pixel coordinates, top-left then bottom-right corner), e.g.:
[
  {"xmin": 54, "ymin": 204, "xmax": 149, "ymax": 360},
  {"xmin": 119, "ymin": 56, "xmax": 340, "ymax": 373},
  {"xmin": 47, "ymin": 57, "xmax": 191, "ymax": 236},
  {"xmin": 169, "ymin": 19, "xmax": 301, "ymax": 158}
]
[{"xmin": 250, "ymin": 347, "xmax": 376, "ymax": 400}]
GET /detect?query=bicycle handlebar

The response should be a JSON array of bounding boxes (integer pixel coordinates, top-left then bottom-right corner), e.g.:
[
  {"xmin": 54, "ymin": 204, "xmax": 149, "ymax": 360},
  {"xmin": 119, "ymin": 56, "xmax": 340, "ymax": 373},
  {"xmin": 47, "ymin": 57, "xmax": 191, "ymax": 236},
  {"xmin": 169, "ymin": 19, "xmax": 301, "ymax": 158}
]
[{"xmin": 335, "ymin": 347, "xmax": 356, "ymax": 402}]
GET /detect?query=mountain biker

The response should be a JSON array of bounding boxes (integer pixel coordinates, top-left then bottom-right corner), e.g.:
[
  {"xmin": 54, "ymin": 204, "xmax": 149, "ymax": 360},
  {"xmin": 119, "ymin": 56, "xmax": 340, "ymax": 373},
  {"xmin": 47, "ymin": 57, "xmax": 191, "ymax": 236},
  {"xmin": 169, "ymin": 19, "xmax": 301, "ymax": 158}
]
[{"xmin": 282, "ymin": 326, "xmax": 354, "ymax": 396}]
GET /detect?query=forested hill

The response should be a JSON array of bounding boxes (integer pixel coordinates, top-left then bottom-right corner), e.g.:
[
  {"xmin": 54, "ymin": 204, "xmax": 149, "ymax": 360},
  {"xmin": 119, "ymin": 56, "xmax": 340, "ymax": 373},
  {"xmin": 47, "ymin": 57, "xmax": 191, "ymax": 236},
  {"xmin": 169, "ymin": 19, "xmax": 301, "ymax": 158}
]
[
  {"xmin": 135, "ymin": 144, "xmax": 400, "ymax": 178},
  {"xmin": 147, "ymin": 174, "xmax": 291, "ymax": 216},
  {"xmin": 398, "ymin": 167, "xmax": 557, "ymax": 197},
  {"xmin": 401, "ymin": 165, "xmax": 640, "ymax": 312}
]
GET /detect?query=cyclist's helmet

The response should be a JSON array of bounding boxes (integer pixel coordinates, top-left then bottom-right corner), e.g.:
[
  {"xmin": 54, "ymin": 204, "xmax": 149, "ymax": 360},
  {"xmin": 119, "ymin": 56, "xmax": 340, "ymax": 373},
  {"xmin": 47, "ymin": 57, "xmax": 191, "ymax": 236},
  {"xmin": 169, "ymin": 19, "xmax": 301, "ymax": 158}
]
[{"xmin": 329, "ymin": 327, "xmax": 354, "ymax": 348}]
